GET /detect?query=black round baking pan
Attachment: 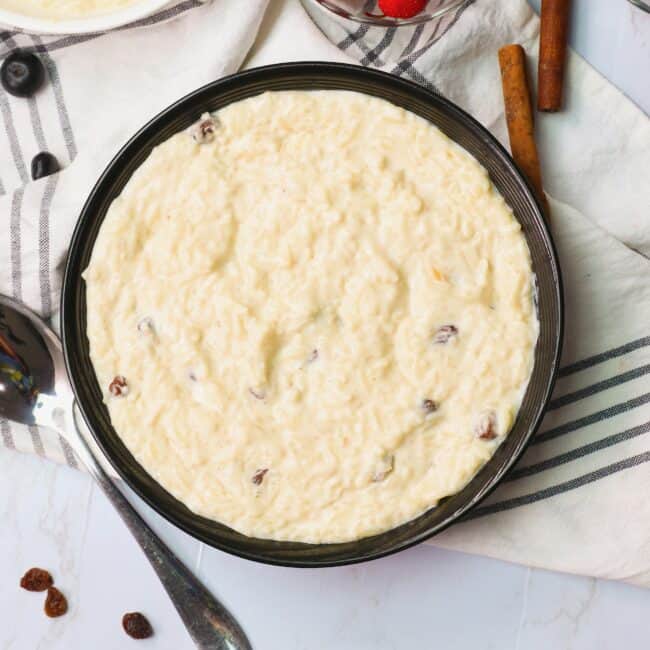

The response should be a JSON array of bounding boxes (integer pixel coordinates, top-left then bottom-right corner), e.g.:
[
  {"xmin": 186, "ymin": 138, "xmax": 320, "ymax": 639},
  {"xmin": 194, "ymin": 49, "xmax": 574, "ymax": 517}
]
[{"xmin": 62, "ymin": 62, "xmax": 563, "ymax": 567}]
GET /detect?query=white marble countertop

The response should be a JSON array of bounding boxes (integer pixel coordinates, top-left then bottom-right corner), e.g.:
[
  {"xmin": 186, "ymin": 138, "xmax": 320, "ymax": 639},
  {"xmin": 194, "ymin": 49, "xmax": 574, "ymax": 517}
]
[{"xmin": 1, "ymin": 1, "xmax": 649, "ymax": 648}]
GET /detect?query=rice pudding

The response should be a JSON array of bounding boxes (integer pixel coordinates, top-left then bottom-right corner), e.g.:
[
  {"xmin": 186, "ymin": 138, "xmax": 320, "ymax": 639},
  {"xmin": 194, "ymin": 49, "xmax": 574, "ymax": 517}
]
[
  {"xmin": 0, "ymin": 0, "xmax": 144, "ymax": 19},
  {"xmin": 84, "ymin": 91, "xmax": 538, "ymax": 543}
]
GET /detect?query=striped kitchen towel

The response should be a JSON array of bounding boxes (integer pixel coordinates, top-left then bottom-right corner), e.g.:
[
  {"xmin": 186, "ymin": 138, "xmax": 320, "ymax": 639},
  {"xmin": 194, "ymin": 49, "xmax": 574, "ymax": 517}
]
[
  {"xmin": 0, "ymin": 0, "xmax": 204, "ymax": 192},
  {"xmin": 299, "ymin": 0, "xmax": 650, "ymax": 586},
  {"xmin": 2, "ymin": 0, "xmax": 650, "ymax": 587}
]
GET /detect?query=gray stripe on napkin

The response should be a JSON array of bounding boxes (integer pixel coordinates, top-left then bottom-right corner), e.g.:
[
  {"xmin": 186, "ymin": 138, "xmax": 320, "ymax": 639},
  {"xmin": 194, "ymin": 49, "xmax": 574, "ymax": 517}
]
[
  {"xmin": 534, "ymin": 392, "xmax": 650, "ymax": 445},
  {"xmin": 398, "ymin": 0, "xmax": 473, "ymax": 67},
  {"xmin": 468, "ymin": 451, "xmax": 650, "ymax": 520},
  {"xmin": 26, "ymin": 34, "xmax": 98, "ymax": 55},
  {"xmin": 337, "ymin": 25, "xmax": 369, "ymax": 51},
  {"xmin": 393, "ymin": 0, "xmax": 447, "ymax": 67},
  {"xmin": 1, "ymin": 418, "xmax": 15, "ymax": 450},
  {"xmin": 27, "ymin": 96, "xmax": 47, "ymax": 151},
  {"xmin": 394, "ymin": 60, "xmax": 436, "ymax": 92},
  {"xmin": 28, "ymin": 175, "xmax": 59, "ymax": 463},
  {"xmin": 360, "ymin": 27, "xmax": 397, "ymax": 66},
  {"xmin": 500, "ymin": 338, "xmax": 650, "ymax": 487},
  {"xmin": 10, "ymin": 187, "xmax": 24, "ymax": 300},
  {"xmin": 392, "ymin": 2, "xmax": 473, "ymax": 92},
  {"xmin": 507, "ymin": 419, "xmax": 650, "ymax": 483},
  {"xmin": 549, "ymin": 364, "xmax": 650, "ymax": 411},
  {"xmin": 0, "ymin": 90, "xmax": 29, "ymax": 184},
  {"xmin": 39, "ymin": 174, "xmax": 58, "ymax": 317},
  {"xmin": 345, "ymin": 36, "xmax": 390, "ymax": 69},
  {"xmin": 31, "ymin": 36, "xmax": 77, "ymax": 161},
  {"xmin": 336, "ymin": 0, "xmax": 373, "ymax": 50},
  {"xmin": 559, "ymin": 336, "xmax": 650, "ymax": 377},
  {"xmin": 397, "ymin": 23, "xmax": 425, "ymax": 60},
  {"xmin": 28, "ymin": 425, "xmax": 45, "ymax": 456},
  {"xmin": 58, "ymin": 435, "xmax": 79, "ymax": 469}
]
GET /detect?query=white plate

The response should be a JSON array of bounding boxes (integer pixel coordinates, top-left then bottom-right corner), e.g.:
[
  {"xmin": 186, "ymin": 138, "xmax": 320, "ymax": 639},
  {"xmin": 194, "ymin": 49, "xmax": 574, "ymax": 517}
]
[{"xmin": 0, "ymin": 0, "xmax": 174, "ymax": 35}]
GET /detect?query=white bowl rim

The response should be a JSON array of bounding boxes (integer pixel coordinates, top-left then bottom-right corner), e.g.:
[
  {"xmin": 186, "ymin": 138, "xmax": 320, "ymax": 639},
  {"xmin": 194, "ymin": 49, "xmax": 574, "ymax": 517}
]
[{"xmin": 0, "ymin": 0, "xmax": 175, "ymax": 35}]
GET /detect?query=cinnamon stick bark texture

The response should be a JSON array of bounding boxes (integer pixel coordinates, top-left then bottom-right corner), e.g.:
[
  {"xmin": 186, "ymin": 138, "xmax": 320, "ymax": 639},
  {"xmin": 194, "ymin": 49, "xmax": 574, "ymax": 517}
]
[
  {"xmin": 498, "ymin": 44, "xmax": 549, "ymax": 219},
  {"xmin": 538, "ymin": 0, "xmax": 571, "ymax": 112}
]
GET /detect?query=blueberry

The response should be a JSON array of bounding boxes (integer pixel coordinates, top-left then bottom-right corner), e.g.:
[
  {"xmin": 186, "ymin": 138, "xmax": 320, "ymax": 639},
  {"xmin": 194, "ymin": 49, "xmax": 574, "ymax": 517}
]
[
  {"xmin": 1, "ymin": 50, "xmax": 45, "ymax": 98},
  {"xmin": 31, "ymin": 152, "xmax": 59, "ymax": 180}
]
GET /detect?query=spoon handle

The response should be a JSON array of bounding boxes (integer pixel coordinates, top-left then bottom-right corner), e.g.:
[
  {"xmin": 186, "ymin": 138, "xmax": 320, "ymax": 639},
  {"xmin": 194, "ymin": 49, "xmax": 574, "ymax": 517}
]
[
  {"xmin": 627, "ymin": 0, "xmax": 650, "ymax": 12},
  {"xmin": 68, "ymin": 406, "xmax": 251, "ymax": 650}
]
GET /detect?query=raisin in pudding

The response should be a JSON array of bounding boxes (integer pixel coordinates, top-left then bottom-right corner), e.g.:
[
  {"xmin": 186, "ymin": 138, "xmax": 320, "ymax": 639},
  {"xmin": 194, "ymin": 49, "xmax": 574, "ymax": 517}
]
[
  {"xmin": 0, "ymin": 0, "xmax": 143, "ymax": 19},
  {"xmin": 84, "ymin": 91, "xmax": 538, "ymax": 543}
]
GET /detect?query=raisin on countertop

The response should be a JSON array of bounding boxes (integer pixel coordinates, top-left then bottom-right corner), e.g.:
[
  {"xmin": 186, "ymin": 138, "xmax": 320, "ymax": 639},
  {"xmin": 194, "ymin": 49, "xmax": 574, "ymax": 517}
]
[
  {"xmin": 122, "ymin": 612, "xmax": 154, "ymax": 639},
  {"xmin": 44, "ymin": 587, "xmax": 68, "ymax": 618},
  {"xmin": 20, "ymin": 568, "xmax": 53, "ymax": 592}
]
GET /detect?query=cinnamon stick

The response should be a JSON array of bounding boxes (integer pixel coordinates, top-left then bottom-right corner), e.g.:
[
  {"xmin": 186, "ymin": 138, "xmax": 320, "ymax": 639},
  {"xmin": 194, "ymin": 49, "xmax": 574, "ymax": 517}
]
[
  {"xmin": 538, "ymin": 0, "xmax": 571, "ymax": 112},
  {"xmin": 498, "ymin": 44, "xmax": 549, "ymax": 219}
]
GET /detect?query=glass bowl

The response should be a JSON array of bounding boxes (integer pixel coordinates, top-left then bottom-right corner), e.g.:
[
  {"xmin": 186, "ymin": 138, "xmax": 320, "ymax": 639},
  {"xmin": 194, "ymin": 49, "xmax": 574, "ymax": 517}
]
[{"xmin": 300, "ymin": 0, "xmax": 469, "ymax": 27}]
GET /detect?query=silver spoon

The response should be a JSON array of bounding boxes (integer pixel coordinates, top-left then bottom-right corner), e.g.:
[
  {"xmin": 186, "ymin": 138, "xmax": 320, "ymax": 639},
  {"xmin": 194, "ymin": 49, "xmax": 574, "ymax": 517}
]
[{"xmin": 0, "ymin": 294, "xmax": 251, "ymax": 650}]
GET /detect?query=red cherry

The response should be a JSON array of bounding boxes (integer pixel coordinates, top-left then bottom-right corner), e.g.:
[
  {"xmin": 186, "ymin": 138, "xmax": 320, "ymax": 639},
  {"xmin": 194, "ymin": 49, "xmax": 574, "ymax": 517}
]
[{"xmin": 378, "ymin": 0, "xmax": 427, "ymax": 19}]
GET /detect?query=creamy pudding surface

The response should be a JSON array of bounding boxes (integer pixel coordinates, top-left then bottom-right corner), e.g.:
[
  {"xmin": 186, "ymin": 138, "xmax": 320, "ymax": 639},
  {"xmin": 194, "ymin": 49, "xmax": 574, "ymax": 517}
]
[
  {"xmin": 0, "ymin": 0, "xmax": 143, "ymax": 19},
  {"xmin": 84, "ymin": 91, "xmax": 538, "ymax": 543}
]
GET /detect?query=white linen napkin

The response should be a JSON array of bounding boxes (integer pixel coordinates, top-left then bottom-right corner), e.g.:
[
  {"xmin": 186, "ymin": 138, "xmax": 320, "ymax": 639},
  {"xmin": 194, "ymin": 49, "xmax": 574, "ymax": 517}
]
[{"xmin": 2, "ymin": 0, "xmax": 649, "ymax": 588}]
